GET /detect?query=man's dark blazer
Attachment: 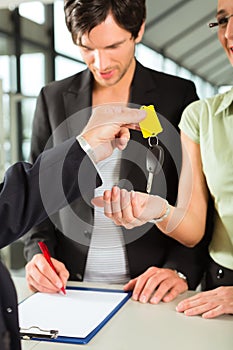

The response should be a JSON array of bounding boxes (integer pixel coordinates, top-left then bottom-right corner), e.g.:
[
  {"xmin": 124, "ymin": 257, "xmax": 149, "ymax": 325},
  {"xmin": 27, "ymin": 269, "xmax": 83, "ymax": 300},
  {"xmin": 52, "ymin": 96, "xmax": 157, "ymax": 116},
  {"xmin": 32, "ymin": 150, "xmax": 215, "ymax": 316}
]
[
  {"xmin": 24, "ymin": 61, "xmax": 212, "ymax": 289},
  {"xmin": 0, "ymin": 138, "xmax": 101, "ymax": 350}
]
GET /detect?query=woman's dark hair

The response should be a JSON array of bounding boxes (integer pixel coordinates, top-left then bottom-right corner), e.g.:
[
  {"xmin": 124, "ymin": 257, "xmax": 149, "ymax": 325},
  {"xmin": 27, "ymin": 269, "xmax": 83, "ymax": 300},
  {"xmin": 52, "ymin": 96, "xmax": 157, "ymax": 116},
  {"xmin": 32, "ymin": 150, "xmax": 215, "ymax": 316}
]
[{"xmin": 64, "ymin": 0, "xmax": 146, "ymax": 43}]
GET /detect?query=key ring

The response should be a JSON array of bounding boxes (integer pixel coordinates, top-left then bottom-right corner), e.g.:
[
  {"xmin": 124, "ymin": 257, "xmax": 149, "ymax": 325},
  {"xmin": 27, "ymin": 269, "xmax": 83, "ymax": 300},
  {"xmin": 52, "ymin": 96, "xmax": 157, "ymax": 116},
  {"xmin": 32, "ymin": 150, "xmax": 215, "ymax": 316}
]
[{"xmin": 148, "ymin": 136, "xmax": 159, "ymax": 148}]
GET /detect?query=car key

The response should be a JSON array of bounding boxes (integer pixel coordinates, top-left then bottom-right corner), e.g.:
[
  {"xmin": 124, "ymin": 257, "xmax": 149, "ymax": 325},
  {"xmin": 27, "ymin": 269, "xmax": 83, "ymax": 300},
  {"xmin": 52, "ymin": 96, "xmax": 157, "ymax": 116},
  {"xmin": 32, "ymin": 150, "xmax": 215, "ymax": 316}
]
[{"xmin": 146, "ymin": 137, "xmax": 164, "ymax": 194}]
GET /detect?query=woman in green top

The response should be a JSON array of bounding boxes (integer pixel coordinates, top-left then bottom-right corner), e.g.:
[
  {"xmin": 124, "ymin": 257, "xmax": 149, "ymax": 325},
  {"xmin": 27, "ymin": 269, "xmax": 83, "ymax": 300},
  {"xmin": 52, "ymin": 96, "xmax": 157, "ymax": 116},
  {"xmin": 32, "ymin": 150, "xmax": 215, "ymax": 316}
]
[{"xmin": 92, "ymin": 0, "xmax": 233, "ymax": 319}]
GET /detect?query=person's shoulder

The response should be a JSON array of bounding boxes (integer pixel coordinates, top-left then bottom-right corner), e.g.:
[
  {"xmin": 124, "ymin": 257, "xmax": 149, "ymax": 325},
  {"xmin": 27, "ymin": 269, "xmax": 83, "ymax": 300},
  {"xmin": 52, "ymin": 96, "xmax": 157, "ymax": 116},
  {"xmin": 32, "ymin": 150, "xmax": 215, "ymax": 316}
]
[
  {"xmin": 205, "ymin": 88, "xmax": 232, "ymax": 107},
  {"xmin": 186, "ymin": 89, "xmax": 231, "ymax": 112},
  {"xmin": 138, "ymin": 61, "xmax": 195, "ymax": 88},
  {"xmin": 153, "ymin": 69, "xmax": 195, "ymax": 89}
]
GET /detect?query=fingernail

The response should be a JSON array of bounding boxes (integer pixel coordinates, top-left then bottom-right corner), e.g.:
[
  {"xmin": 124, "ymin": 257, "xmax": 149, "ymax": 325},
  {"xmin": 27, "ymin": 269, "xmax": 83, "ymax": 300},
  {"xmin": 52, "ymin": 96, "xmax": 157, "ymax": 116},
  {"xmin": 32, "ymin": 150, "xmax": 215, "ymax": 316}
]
[
  {"xmin": 121, "ymin": 189, "xmax": 126, "ymax": 198},
  {"xmin": 140, "ymin": 295, "xmax": 147, "ymax": 303},
  {"xmin": 140, "ymin": 110, "xmax": 147, "ymax": 117},
  {"xmin": 184, "ymin": 310, "xmax": 191, "ymax": 316},
  {"xmin": 56, "ymin": 281, "xmax": 62, "ymax": 288},
  {"xmin": 150, "ymin": 297, "xmax": 159, "ymax": 304},
  {"xmin": 131, "ymin": 190, "xmax": 135, "ymax": 199},
  {"xmin": 163, "ymin": 295, "xmax": 170, "ymax": 303},
  {"xmin": 113, "ymin": 186, "xmax": 119, "ymax": 195},
  {"xmin": 132, "ymin": 294, "xmax": 138, "ymax": 300}
]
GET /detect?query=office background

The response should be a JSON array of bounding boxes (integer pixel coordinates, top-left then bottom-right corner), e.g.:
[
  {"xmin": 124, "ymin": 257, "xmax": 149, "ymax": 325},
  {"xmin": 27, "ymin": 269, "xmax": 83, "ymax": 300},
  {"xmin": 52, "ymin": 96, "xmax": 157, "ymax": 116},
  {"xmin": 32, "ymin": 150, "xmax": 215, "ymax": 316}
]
[{"xmin": 0, "ymin": 0, "xmax": 231, "ymax": 271}]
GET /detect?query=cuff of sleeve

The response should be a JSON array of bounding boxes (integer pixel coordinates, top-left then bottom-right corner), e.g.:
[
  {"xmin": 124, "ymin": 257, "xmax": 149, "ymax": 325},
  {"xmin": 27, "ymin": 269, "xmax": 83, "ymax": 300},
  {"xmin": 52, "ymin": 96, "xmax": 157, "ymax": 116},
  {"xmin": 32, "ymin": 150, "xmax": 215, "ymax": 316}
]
[
  {"xmin": 175, "ymin": 270, "xmax": 187, "ymax": 281},
  {"xmin": 76, "ymin": 134, "xmax": 97, "ymax": 165}
]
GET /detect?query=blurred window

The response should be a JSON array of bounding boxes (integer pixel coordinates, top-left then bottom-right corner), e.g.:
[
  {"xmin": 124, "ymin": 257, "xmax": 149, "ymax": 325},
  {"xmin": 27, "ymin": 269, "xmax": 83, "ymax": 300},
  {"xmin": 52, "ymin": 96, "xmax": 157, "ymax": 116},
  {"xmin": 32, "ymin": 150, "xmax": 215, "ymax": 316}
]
[
  {"xmin": 19, "ymin": 1, "xmax": 45, "ymax": 24},
  {"xmin": 55, "ymin": 56, "xmax": 86, "ymax": 80},
  {"xmin": 54, "ymin": 0, "xmax": 83, "ymax": 61}
]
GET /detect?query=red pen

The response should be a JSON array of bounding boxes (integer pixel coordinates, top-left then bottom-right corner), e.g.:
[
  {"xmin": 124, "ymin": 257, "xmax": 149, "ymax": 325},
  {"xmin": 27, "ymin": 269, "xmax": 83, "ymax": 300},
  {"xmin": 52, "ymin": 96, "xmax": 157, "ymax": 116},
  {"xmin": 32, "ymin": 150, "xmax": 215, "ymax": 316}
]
[{"xmin": 38, "ymin": 241, "xmax": 66, "ymax": 295}]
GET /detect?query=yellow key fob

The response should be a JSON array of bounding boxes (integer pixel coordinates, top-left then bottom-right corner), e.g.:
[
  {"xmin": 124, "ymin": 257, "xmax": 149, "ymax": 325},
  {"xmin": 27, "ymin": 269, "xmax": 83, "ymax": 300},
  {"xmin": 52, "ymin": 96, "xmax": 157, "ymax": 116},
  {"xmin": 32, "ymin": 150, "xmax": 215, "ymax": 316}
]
[{"xmin": 139, "ymin": 105, "xmax": 163, "ymax": 138}]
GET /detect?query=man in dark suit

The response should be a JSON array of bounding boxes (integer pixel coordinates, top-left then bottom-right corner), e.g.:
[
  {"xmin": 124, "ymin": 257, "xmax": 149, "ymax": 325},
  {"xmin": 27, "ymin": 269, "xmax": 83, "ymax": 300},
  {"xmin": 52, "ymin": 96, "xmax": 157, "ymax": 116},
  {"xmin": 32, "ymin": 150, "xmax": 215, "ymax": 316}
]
[
  {"xmin": 0, "ymin": 105, "xmax": 144, "ymax": 350},
  {"xmin": 0, "ymin": 138, "xmax": 93, "ymax": 350},
  {"xmin": 24, "ymin": 0, "xmax": 212, "ymax": 302}
]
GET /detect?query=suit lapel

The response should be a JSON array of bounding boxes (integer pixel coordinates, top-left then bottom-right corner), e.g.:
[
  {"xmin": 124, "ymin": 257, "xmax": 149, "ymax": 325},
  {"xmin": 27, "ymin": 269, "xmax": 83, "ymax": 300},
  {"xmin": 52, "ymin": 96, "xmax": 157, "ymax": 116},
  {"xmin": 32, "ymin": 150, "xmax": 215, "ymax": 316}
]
[
  {"xmin": 63, "ymin": 69, "xmax": 93, "ymax": 138},
  {"xmin": 130, "ymin": 61, "xmax": 160, "ymax": 106},
  {"xmin": 120, "ymin": 61, "xmax": 159, "ymax": 186}
]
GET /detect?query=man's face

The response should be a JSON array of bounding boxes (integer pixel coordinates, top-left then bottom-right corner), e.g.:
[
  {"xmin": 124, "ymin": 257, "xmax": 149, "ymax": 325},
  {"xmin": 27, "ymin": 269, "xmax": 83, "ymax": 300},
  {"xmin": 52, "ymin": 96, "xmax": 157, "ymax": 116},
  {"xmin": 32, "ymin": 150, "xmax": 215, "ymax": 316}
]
[
  {"xmin": 217, "ymin": 0, "xmax": 233, "ymax": 66},
  {"xmin": 76, "ymin": 13, "xmax": 144, "ymax": 87}
]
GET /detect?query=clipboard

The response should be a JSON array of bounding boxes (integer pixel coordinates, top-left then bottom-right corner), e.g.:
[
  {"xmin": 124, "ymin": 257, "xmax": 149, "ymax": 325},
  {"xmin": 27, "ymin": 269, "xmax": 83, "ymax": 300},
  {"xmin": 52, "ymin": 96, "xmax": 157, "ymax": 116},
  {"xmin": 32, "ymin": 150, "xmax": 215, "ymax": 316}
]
[{"xmin": 19, "ymin": 286, "xmax": 131, "ymax": 344}]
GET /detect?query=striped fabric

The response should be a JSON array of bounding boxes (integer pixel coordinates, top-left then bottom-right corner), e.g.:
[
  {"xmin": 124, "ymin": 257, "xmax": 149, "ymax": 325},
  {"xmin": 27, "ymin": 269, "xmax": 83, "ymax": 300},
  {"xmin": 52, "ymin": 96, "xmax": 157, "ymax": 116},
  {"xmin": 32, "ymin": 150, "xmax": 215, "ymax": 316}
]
[{"xmin": 84, "ymin": 148, "xmax": 130, "ymax": 284}]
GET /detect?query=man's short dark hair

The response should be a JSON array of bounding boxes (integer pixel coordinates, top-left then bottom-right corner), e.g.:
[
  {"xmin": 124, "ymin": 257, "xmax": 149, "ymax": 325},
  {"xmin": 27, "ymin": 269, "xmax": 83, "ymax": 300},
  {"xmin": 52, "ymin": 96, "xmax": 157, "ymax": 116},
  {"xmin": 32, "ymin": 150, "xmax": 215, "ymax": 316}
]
[{"xmin": 64, "ymin": 0, "xmax": 146, "ymax": 43}]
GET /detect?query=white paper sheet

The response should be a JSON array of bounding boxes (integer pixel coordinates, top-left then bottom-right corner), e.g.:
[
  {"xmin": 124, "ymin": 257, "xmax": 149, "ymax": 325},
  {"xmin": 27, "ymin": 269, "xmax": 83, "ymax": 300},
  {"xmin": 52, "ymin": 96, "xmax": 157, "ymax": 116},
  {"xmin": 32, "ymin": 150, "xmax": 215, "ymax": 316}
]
[{"xmin": 18, "ymin": 288, "xmax": 127, "ymax": 338}]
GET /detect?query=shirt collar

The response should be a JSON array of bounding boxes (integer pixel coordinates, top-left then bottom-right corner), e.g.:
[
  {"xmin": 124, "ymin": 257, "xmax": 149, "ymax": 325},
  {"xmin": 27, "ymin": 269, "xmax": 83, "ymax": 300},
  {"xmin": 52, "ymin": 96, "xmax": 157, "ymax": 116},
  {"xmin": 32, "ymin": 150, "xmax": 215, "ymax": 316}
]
[{"xmin": 215, "ymin": 87, "xmax": 233, "ymax": 116}]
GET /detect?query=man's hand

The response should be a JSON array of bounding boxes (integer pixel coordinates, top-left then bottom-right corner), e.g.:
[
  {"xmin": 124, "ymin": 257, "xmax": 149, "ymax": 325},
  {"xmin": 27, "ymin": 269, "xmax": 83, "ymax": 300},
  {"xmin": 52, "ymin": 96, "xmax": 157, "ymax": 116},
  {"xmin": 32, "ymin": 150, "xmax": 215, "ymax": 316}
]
[
  {"xmin": 176, "ymin": 286, "xmax": 233, "ymax": 318},
  {"xmin": 124, "ymin": 267, "xmax": 188, "ymax": 303},
  {"xmin": 81, "ymin": 105, "xmax": 146, "ymax": 162},
  {"xmin": 25, "ymin": 254, "xmax": 69, "ymax": 293}
]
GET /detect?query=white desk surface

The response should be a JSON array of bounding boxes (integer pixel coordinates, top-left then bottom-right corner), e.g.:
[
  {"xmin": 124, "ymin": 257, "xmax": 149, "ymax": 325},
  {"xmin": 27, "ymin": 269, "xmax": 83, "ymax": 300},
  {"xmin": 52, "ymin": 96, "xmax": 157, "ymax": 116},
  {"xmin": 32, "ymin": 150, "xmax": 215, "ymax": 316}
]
[{"xmin": 13, "ymin": 276, "xmax": 233, "ymax": 350}]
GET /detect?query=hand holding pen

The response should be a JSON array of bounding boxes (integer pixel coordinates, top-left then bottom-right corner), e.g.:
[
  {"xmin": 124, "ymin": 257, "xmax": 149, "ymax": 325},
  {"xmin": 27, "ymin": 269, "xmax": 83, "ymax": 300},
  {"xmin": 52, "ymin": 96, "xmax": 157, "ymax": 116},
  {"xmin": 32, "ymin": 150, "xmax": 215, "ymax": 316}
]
[{"xmin": 37, "ymin": 241, "xmax": 67, "ymax": 295}]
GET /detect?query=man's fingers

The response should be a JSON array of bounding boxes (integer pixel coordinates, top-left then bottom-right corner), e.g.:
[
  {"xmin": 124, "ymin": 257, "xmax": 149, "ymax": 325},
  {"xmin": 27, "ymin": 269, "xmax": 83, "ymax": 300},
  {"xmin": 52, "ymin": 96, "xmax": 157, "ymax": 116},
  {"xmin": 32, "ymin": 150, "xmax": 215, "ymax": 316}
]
[
  {"xmin": 124, "ymin": 123, "xmax": 141, "ymax": 131},
  {"xmin": 120, "ymin": 108, "xmax": 146, "ymax": 124},
  {"xmin": 115, "ymin": 127, "xmax": 130, "ymax": 150},
  {"xmin": 123, "ymin": 278, "xmax": 137, "ymax": 291}
]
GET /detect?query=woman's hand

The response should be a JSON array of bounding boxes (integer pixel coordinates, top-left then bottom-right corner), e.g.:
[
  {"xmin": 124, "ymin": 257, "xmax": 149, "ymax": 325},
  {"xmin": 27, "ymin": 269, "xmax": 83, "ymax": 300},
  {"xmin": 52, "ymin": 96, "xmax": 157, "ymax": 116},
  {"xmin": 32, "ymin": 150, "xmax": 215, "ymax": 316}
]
[
  {"xmin": 176, "ymin": 286, "xmax": 233, "ymax": 318},
  {"xmin": 92, "ymin": 186, "xmax": 166, "ymax": 229}
]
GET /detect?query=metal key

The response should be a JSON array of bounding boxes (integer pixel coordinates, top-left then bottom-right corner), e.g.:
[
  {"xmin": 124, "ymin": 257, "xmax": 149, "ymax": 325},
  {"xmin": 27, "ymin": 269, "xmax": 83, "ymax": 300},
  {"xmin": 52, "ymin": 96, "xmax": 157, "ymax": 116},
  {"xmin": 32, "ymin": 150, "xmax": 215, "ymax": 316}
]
[{"xmin": 146, "ymin": 137, "xmax": 164, "ymax": 194}]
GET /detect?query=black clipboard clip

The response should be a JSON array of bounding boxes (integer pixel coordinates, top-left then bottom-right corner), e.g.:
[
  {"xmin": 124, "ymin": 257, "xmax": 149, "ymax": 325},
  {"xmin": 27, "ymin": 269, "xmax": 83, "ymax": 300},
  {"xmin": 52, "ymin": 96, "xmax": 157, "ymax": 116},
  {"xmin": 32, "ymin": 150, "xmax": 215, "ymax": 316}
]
[{"xmin": 20, "ymin": 326, "xmax": 59, "ymax": 340}]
